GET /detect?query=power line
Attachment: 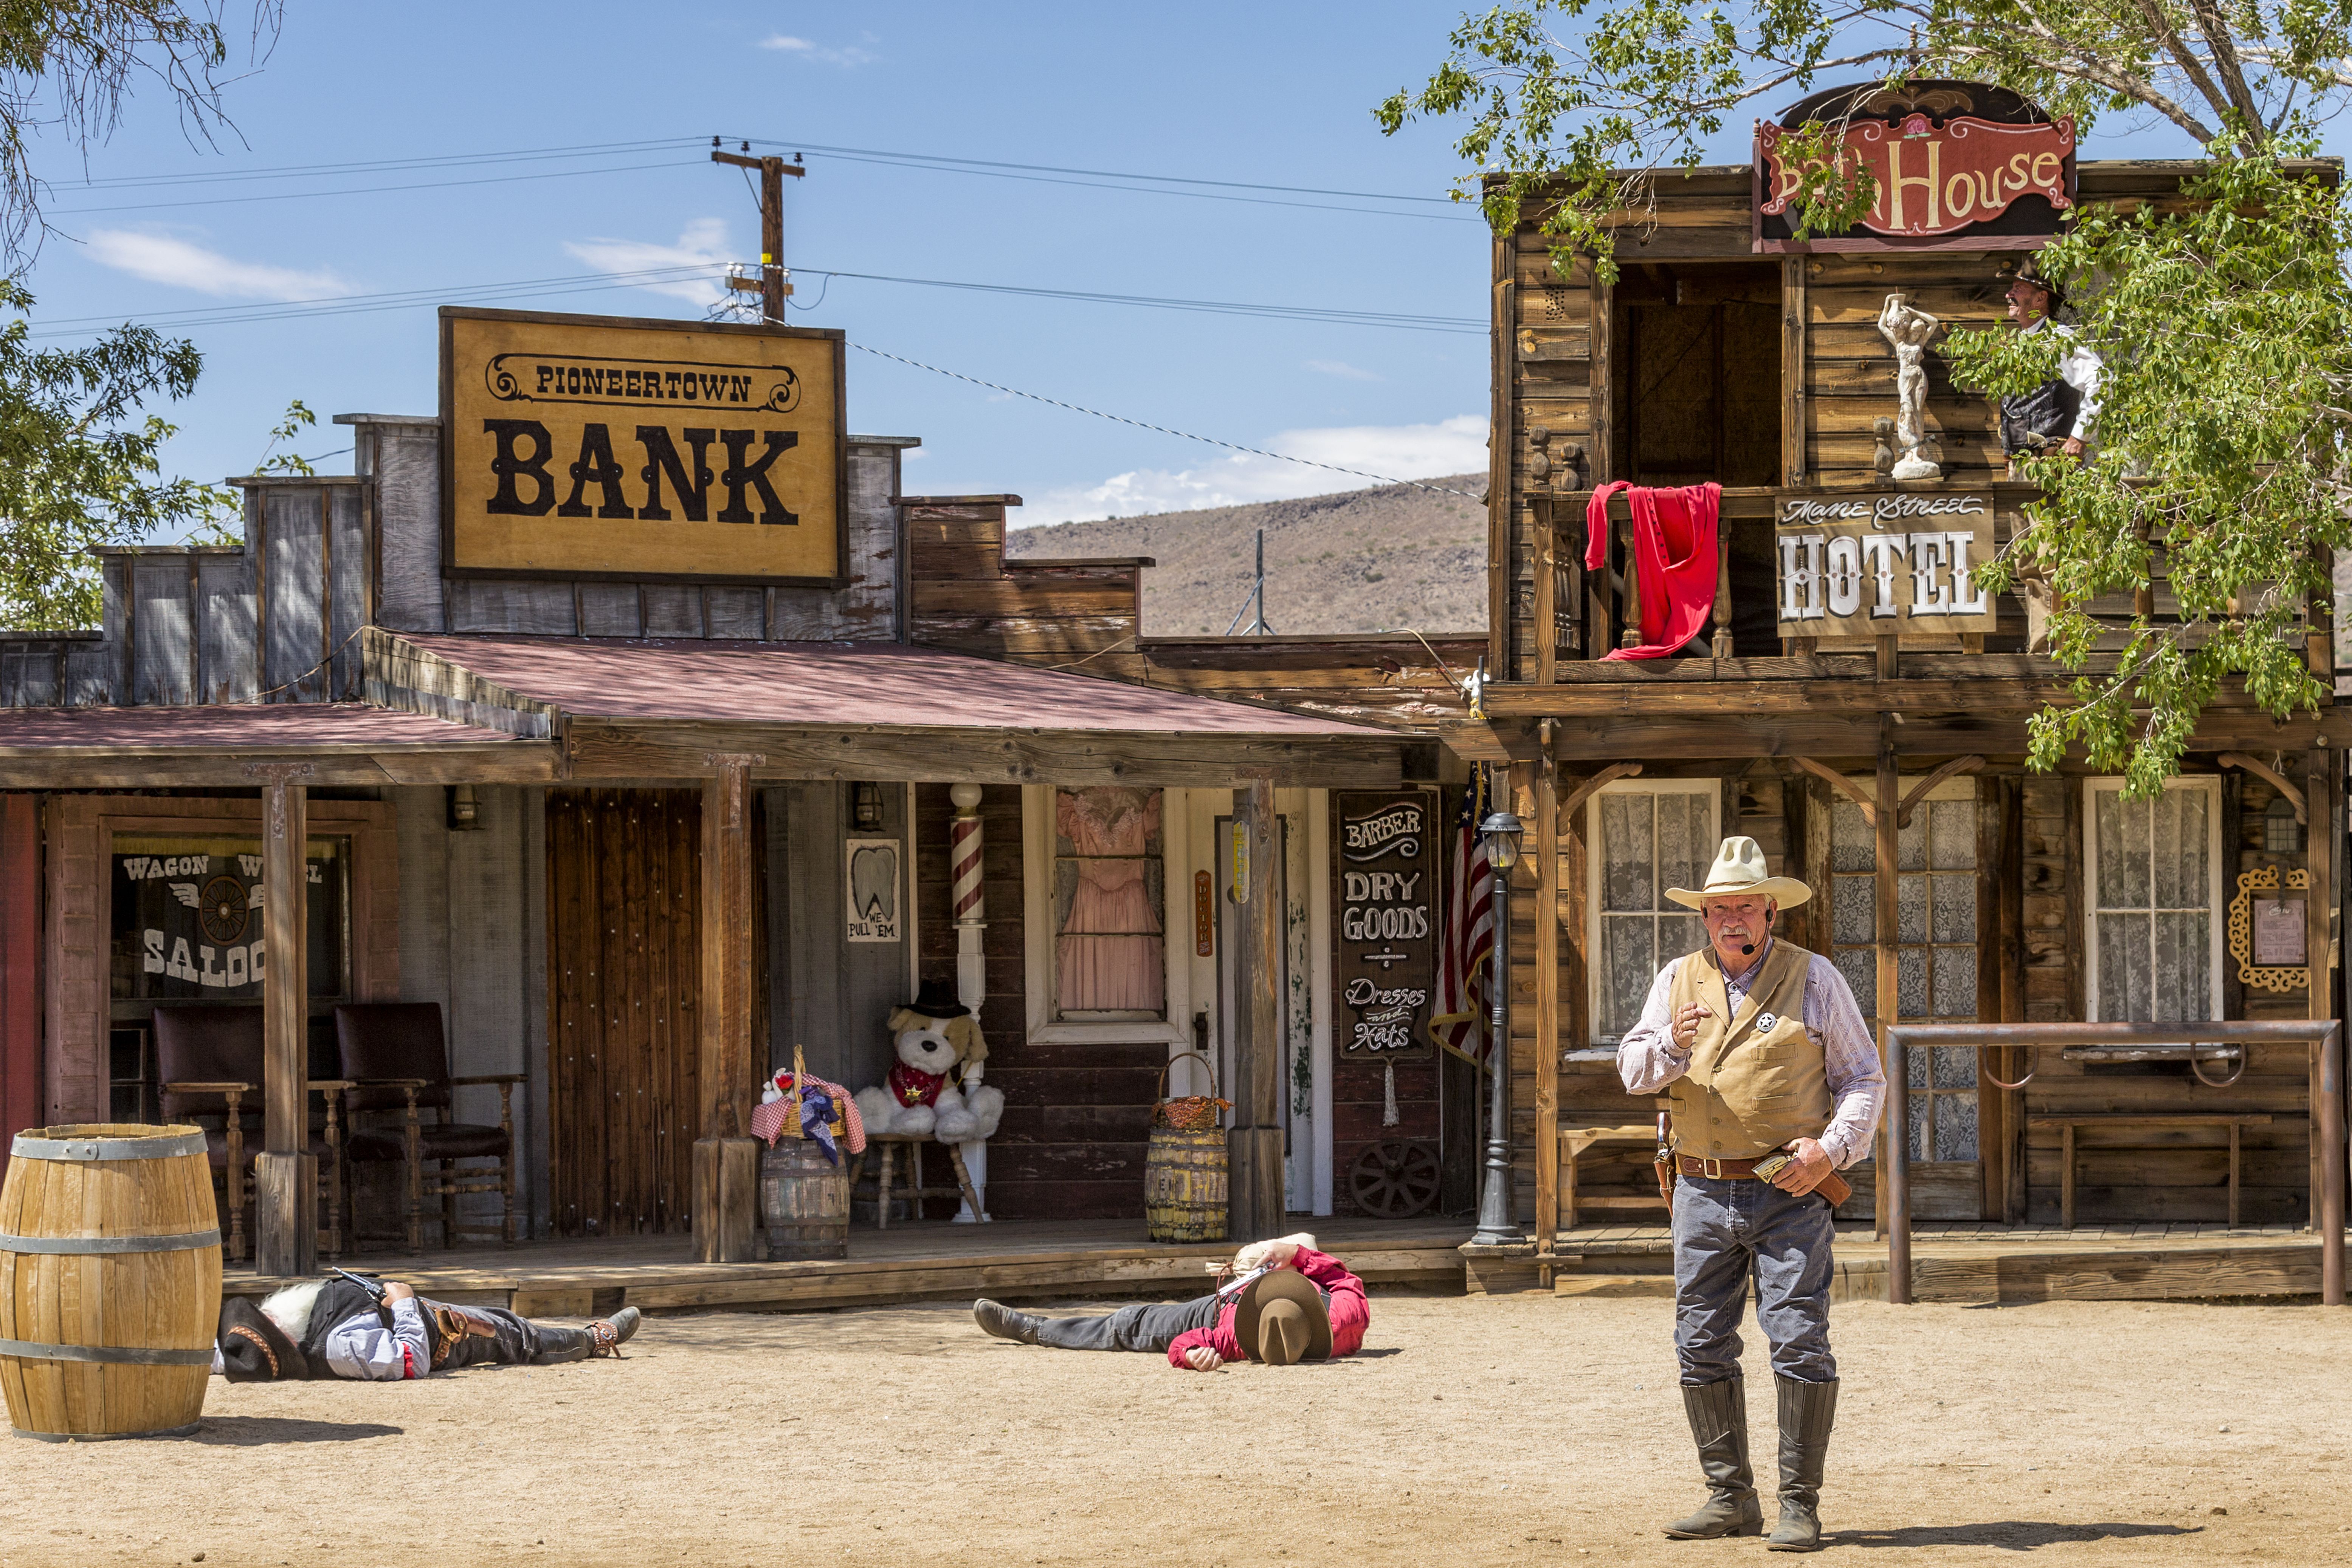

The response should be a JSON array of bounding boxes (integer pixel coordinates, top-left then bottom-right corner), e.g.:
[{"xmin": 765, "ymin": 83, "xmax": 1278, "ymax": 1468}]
[
  {"xmin": 849, "ymin": 342, "xmax": 1485, "ymax": 501},
  {"xmin": 53, "ymin": 136, "xmax": 707, "ymax": 191},
  {"xmin": 48, "ymin": 157, "xmax": 707, "ymax": 216},
  {"xmin": 26, "ymin": 263, "xmax": 1479, "ymax": 338},
  {"xmin": 736, "ymin": 136, "xmax": 1460, "ymax": 205}
]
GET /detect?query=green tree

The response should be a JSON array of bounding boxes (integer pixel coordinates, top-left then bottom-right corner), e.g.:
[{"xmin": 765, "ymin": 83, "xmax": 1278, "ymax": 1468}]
[
  {"xmin": 0, "ymin": 2, "xmax": 283, "ymax": 628},
  {"xmin": 1380, "ymin": 1, "xmax": 2352, "ymax": 791}
]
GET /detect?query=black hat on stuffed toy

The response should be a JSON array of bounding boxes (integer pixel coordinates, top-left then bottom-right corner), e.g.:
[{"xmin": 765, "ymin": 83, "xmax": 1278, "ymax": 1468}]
[
  {"xmin": 217, "ymin": 1296, "xmax": 309, "ymax": 1382},
  {"xmin": 901, "ymin": 978, "xmax": 970, "ymax": 1021}
]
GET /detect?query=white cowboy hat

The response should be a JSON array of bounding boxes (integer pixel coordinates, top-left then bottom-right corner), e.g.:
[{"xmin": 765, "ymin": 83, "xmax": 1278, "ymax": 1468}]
[{"xmin": 1665, "ymin": 836, "xmax": 1813, "ymax": 911}]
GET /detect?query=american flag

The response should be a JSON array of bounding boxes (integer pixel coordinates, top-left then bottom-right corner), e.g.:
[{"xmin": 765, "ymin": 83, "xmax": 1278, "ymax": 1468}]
[{"xmin": 1430, "ymin": 768, "xmax": 1495, "ymax": 1064}]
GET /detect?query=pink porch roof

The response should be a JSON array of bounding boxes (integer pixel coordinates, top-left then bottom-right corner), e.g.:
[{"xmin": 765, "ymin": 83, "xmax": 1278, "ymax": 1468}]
[{"xmin": 402, "ymin": 634, "xmax": 1397, "ymax": 737}]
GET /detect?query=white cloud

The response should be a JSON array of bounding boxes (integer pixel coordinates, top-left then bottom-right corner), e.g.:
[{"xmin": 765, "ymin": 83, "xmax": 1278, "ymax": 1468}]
[
  {"xmin": 1305, "ymin": 358, "xmax": 1381, "ymax": 382},
  {"xmin": 1016, "ymin": 415, "xmax": 1487, "ymax": 527},
  {"xmin": 563, "ymin": 217, "xmax": 732, "ymax": 308},
  {"xmin": 759, "ymin": 33, "xmax": 876, "ymax": 65},
  {"xmin": 82, "ymin": 229, "xmax": 350, "ymax": 299}
]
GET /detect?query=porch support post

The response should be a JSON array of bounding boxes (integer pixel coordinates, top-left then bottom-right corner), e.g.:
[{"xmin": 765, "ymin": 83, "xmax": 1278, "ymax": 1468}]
[
  {"xmin": 695, "ymin": 752, "xmax": 763, "ymax": 1263},
  {"xmin": 250, "ymin": 761, "xmax": 315, "ymax": 1278},
  {"xmin": 1532, "ymin": 723, "xmax": 1561, "ymax": 1252},
  {"xmin": 1228, "ymin": 771, "xmax": 1285, "ymax": 1243},
  {"xmin": 949, "ymin": 783, "xmax": 990, "ymax": 1222},
  {"xmin": 1873, "ymin": 721, "xmax": 1898, "ymax": 1238},
  {"xmin": 2309, "ymin": 746, "xmax": 2339, "ymax": 1235}
]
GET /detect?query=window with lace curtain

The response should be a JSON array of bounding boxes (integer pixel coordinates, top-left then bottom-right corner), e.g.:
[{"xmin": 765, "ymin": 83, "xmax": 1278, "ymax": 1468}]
[
  {"xmin": 1052, "ymin": 786, "xmax": 1166, "ymax": 1019},
  {"xmin": 2086, "ymin": 776, "xmax": 2220, "ymax": 1023},
  {"xmin": 1588, "ymin": 781, "xmax": 1717, "ymax": 1042}
]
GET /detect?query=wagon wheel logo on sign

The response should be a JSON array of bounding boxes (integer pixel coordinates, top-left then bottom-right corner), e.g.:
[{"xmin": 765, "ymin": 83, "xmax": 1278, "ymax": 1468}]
[{"xmin": 195, "ymin": 875, "xmax": 250, "ymax": 945}]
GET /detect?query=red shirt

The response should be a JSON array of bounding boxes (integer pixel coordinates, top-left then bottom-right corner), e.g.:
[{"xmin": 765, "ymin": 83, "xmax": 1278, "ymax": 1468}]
[{"xmin": 1166, "ymin": 1246, "xmax": 1369, "ymax": 1368}]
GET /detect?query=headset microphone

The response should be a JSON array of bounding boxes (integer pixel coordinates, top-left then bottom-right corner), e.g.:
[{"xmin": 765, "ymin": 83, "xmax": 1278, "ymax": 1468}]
[{"xmin": 1740, "ymin": 943, "xmax": 1756, "ymax": 955}]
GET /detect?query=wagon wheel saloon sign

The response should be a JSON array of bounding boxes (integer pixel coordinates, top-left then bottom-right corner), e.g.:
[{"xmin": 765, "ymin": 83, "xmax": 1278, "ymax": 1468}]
[
  {"xmin": 441, "ymin": 307, "xmax": 847, "ymax": 586},
  {"xmin": 1753, "ymin": 81, "xmax": 2076, "ymax": 252}
]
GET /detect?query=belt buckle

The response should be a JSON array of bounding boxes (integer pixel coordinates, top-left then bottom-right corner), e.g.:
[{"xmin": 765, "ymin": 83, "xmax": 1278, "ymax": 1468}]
[{"xmin": 1701, "ymin": 1157, "xmax": 1726, "ymax": 1179}]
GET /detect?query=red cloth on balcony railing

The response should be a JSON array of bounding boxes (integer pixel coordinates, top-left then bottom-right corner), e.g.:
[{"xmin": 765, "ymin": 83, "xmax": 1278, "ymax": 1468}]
[{"xmin": 1583, "ymin": 482, "xmax": 1723, "ymax": 661}]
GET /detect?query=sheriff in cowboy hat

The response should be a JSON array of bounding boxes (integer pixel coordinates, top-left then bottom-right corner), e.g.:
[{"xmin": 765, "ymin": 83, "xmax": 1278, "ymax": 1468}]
[{"xmin": 1619, "ymin": 836, "xmax": 1887, "ymax": 1552}]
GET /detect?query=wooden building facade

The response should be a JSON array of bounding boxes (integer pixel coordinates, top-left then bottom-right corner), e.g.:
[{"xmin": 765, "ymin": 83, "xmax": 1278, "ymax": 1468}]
[
  {"xmin": 0, "ymin": 315, "xmax": 1479, "ymax": 1271},
  {"xmin": 1480, "ymin": 102, "xmax": 2352, "ymax": 1244}
]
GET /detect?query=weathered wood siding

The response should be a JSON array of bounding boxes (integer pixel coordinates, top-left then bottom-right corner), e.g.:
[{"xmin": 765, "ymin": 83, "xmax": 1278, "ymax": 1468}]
[
  {"xmin": 768, "ymin": 781, "xmax": 909, "ymax": 1095},
  {"xmin": 544, "ymin": 789, "xmax": 703, "ymax": 1238},
  {"xmin": 912, "ymin": 782, "xmax": 1161, "ymax": 1221},
  {"xmin": 393, "ymin": 784, "xmax": 546, "ymax": 1236},
  {"xmin": 0, "ymin": 794, "xmax": 39, "ymax": 1171}
]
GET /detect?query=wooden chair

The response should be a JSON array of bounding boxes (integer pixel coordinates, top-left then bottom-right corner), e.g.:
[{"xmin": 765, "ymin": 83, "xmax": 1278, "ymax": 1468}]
[
  {"xmin": 152, "ymin": 1004, "xmax": 349, "ymax": 1260},
  {"xmin": 850, "ymin": 1134, "xmax": 982, "ymax": 1228},
  {"xmin": 333, "ymin": 1002, "xmax": 521, "ymax": 1250}
]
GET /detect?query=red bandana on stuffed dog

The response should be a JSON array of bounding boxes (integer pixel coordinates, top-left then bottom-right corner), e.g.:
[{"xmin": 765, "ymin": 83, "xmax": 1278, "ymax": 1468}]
[{"xmin": 888, "ymin": 1060, "xmax": 946, "ymax": 1107}]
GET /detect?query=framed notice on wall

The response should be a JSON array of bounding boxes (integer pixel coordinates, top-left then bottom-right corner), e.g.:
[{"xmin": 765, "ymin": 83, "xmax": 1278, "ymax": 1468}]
[
  {"xmin": 1774, "ymin": 492, "xmax": 1998, "ymax": 639},
  {"xmin": 1333, "ymin": 789, "xmax": 1437, "ymax": 1059},
  {"xmin": 440, "ymin": 307, "xmax": 846, "ymax": 585}
]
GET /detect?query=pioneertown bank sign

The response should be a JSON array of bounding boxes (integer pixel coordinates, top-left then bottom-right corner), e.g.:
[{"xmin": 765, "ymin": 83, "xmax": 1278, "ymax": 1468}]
[{"xmin": 441, "ymin": 307, "xmax": 847, "ymax": 585}]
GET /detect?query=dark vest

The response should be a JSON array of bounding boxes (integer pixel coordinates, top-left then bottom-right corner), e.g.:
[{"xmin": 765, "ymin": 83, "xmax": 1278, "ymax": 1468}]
[
  {"xmin": 295, "ymin": 1278, "xmax": 390, "ymax": 1375},
  {"xmin": 1999, "ymin": 377, "xmax": 2080, "ymax": 454}
]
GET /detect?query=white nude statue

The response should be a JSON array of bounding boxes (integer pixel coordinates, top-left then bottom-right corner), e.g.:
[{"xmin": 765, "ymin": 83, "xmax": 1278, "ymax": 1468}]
[{"xmin": 1877, "ymin": 293, "xmax": 1942, "ymax": 482}]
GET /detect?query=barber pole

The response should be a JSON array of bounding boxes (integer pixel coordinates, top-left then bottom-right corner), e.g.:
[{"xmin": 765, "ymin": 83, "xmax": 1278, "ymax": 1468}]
[{"xmin": 948, "ymin": 785, "xmax": 990, "ymax": 1221}]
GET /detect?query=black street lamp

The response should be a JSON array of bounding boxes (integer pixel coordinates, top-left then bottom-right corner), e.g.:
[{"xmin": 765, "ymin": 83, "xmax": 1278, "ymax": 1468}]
[{"xmin": 1472, "ymin": 800, "xmax": 1526, "ymax": 1246}]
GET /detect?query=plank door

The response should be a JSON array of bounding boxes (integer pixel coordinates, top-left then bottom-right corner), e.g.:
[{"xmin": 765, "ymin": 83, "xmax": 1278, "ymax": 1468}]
[{"xmin": 546, "ymin": 789, "xmax": 702, "ymax": 1238}]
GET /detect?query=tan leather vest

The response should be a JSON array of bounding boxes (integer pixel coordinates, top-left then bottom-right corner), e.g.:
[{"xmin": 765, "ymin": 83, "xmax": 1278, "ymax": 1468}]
[{"xmin": 1665, "ymin": 939, "xmax": 1836, "ymax": 1162}]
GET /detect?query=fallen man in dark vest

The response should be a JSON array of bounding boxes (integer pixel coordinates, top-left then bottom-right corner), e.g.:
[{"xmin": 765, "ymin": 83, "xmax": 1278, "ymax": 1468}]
[
  {"xmin": 970, "ymin": 1234, "xmax": 1367, "ymax": 1369},
  {"xmin": 212, "ymin": 1273, "xmax": 641, "ymax": 1382}
]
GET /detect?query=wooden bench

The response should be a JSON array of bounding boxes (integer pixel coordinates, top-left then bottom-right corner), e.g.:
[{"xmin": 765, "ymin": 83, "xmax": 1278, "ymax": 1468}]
[
  {"xmin": 1558, "ymin": 1121, "xmax": 1667, "ymax": 1227},
  {"xmin": 2028, "ymin": 1114, "xmax": 2274, "ymax": 1228}
]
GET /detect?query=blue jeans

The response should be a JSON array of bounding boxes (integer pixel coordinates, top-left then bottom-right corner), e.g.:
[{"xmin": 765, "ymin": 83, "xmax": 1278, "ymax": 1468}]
[
  {"xmin": 1671, "ymin": 1174, "xmax": 1837, "ymax": 1386},
  {"xmin": 1033, "ymin": 1295, "xmax": 1221, "ymax": 1352}
]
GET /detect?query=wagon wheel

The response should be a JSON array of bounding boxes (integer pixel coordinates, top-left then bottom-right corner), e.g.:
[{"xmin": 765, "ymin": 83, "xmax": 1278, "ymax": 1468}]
[{"xmin": 1350, "ymin": 1140, "xmax": 1440, "ymax": 1219}]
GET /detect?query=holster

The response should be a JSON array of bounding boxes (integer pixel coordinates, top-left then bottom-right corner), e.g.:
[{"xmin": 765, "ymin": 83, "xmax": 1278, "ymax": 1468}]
[
  {"xmin": 428, "ymin": 1303, "xmax": 501, "ymax": 1369},
  {"xmin": 1653, "ymin": 1110, "xmax": 1676, "ymax": 1202},
  {"xmin": 1754, "ymin": 1150, "xmax": 1854, "ymax": 1209}
]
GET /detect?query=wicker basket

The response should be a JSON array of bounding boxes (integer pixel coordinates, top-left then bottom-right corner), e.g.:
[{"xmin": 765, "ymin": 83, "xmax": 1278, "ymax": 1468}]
[{"xmin": 1152, "ymin": 1051, "xmax": 1231, "ymax": 1132}]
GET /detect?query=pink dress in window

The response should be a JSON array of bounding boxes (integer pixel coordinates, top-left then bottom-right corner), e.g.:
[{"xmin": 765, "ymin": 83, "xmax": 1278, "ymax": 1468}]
[{"xmin": 1057, "ymin": 788, "xmax": 1164, "ymax": 1014}]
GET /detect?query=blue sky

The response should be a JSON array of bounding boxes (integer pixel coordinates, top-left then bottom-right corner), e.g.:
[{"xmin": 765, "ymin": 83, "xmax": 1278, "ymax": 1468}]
[{"xmin": 14, "ymin": 4, "xmax": 2315, "ymax": 533}]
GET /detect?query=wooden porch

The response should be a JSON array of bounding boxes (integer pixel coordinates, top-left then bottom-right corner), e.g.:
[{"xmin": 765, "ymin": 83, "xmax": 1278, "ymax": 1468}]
[{"xmin": 219, "ymin": 1212, "xmax": 2351, "ymax": 1315}]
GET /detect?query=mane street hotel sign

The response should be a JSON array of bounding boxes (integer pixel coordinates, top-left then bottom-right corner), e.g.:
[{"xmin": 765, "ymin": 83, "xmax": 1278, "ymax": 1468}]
[{"xmin": 441, "ymin": 307, "xmax": 847, "ymax": 584}]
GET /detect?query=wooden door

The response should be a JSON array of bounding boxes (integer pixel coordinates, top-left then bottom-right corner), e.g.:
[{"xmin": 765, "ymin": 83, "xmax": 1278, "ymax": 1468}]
[{"xmin": 546, "ymin": 789, "xmax": 702, "ymax": 1237}]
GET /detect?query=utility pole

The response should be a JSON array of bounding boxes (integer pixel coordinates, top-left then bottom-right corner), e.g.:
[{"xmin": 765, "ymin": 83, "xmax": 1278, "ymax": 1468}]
[
  {"xmin": 1223, "ymin": 529, "xmax": 1276, "ymax": 636},
  {"xmin": 711, "ymin": 138, "xmax": 805, "ymax": 325}
]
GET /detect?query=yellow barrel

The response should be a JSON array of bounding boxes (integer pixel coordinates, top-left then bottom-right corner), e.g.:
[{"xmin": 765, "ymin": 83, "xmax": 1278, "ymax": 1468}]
[
  {"xmin": 760, "ymin": 1138, "xmax": 850, "ymax": 1261},
  {"xmin": 1144, "ymin": 1127, "xmax": 1229, "ymax": 1243},
  {"xmin": 0, "ymin": 1125, "xmax": 222, "ymax": 1441}
]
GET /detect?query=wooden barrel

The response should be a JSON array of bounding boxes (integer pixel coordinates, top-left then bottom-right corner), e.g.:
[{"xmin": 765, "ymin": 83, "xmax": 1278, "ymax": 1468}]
[
  {"xmin": 760, "ymin": 1138, "xmax": 850, "ymax": 1260},
  {"xmin": 0, "ymin": 1124, "xmax": 221, "ymax": 1442},
  {"xmin": 1144, "ymin": 1127, "xmax": 1228, "ymax": 1243}
]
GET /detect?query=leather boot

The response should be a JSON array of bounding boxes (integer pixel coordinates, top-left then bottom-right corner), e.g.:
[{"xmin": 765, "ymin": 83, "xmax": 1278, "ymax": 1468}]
[
  {"xmin": 971, "ymin": 1298, "xmax": 1042, "ymax": 1345},
  {"xmin": 1767, "ymin": 1375, "xmax": 1839, "ymax": 1551},
  {"xmin": 1662, "ymin": 1377, "xmax": 1762, "ymax": 1539},
  {"xmin": 588, "ymin": 1306, "xmax": 641, "ymax": 1359}
]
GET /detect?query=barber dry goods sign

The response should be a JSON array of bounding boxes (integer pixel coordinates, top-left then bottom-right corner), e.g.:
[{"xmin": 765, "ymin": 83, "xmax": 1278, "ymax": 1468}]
[{"xmin": 441, "ymin": 308, "xmax": 846, "ymax": 583}]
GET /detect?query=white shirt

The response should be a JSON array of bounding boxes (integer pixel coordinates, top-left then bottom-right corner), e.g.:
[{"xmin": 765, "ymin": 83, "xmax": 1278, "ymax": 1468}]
[
  {"xmin": 320, "ymin": 1297, "xmax": 431, "ymax": 1380},
  {"xmin": 1617, "ymin": 938, "xmax": 1887, "ymax": 1170},
  {"xmin": 2021, "ymin": 318, "xmax": 2102, "ymax": 441}
]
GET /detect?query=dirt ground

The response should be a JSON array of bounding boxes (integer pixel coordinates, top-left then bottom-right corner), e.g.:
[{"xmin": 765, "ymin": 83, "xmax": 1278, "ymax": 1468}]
[{"xmin": 2, "ymin": 1290, "xmax": 2345, "ymax": 1568}]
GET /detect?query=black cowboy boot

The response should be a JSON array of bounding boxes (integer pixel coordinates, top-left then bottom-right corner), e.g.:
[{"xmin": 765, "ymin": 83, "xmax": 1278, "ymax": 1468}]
[
  {"xmin": 1767, "ymin": 1375, "xmax": 1839, "ymax": 1551},
  {"xmin": 971, "ymin": 1298, "xmax": 1042, "ymax": 1345},
  {"xmin": 588, "ymin": 1306, "xmax": 642, "ymax": 1359},
  {"xmin": 1662, "ymin": 1377, "xmax": 1762, "ymax": 1539}
]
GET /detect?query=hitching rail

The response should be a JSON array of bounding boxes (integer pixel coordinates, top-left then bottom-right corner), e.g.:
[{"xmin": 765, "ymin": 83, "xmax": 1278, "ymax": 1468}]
[{"xmin": 1882, "ymin": 1021, "xmax": 2346, "ymax": 1307}]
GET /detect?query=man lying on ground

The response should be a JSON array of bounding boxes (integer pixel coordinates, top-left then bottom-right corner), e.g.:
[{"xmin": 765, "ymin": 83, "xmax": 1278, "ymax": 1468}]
[
  {"xmin": 213, "ymin": 1272, "xmax": 641, "ymax": 1382},
  {"xmin": 970, "ymin": 1232, "xmax": 1367, "ymax": 1369}
]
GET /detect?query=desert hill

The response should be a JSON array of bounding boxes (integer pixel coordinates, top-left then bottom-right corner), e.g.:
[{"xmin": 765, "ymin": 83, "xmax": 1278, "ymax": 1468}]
[{"xmin": 1003, "ymin": 474, "xmax": 1488, "ymax": 636}]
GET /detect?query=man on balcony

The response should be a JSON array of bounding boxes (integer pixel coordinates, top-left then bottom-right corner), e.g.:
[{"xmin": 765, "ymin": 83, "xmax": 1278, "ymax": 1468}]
[
  {"xmin": 1998, "ymin": 260, "xmax": 2103, "ymax": 464},
  {"xmin": 1618, "ymin": 837, "xmax": 1886, "ymax": 1552}
]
